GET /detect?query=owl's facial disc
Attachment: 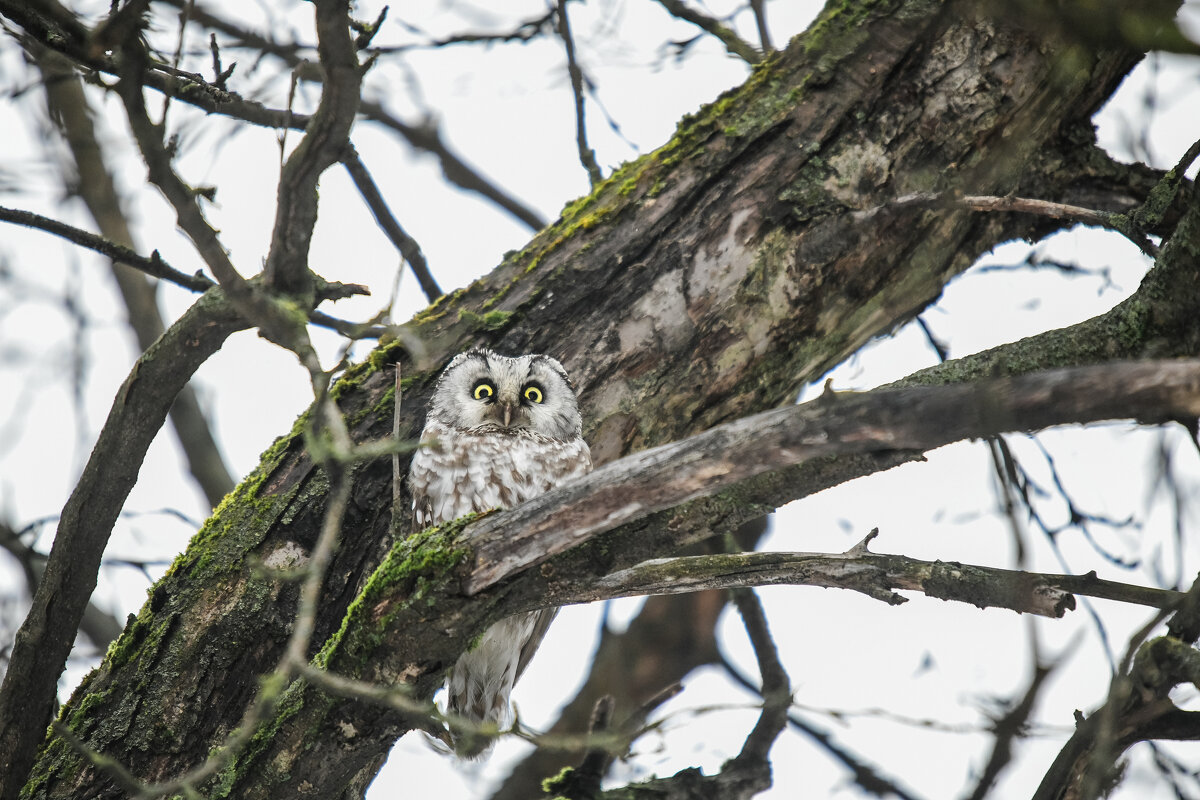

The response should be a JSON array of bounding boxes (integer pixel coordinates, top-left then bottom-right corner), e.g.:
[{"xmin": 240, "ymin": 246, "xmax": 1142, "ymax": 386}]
[{"xmin": 472, "ymin": 381, "xmax": 533, "ymax": 429}]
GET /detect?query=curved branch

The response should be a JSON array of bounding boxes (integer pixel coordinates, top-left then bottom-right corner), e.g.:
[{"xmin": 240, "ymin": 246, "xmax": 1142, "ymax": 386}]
[
  {"xmin": 36, "ymin": 47, "xmax": 236, "ymax": 507},
  {"xmin": 0, "ymin": 290, "xmax": 245, "ymax": 800}
]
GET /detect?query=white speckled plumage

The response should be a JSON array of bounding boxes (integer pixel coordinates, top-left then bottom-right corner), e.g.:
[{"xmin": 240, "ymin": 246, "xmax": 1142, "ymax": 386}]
[{"xmin": 409, "ymin": 349, "xmax": 591, "ymax": 756}]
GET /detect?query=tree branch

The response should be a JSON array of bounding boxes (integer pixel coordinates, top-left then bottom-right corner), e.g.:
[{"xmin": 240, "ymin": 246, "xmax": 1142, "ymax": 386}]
[
  {"xmin": 854, "ymin": 192, "xmax": 1160, "ymax": 258},
  {"xmin": 652, "ymin": 0, "xmax": 761, "ymax": 64},
  {"xmin": 544, "ymin": 536, "xmax": 1183, "ymax": 617},
  {"xmin": 464, "ymin": 359, "xmax": 1200, "ymax": 596},
  {"xmin": 556, "ymin": 0, "xmax": 603, "ymax": 186},
  {"xmin": 341, "ymin": 145, "xmax": 442, "ymax": 303},
  {"xmin": 261, "ymin": 0, "xmax": 361, "ymax": 300},
  {"xmin": 36, "ymin": 46, "xmax": 236, "ymax": 508},
  {"xmin": 0, "ymin": 290, "xmax": 245, "ymax": 800},
  {"xmin": 0, "ymin": 204, "xmax": 213, "ymax": 293}
]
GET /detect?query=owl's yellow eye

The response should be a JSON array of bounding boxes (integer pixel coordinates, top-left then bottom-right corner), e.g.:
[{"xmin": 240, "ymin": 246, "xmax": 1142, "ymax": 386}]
[
  {"xmin": 523, "ymin": 385, "xmax": 544, "ymax": 404},
  {"xmin": 473, "ymin": 382, "xmax": 494, "ymax": 401}
]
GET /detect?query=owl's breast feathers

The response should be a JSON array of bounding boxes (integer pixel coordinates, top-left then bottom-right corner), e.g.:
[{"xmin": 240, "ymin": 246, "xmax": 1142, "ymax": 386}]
[{"xmin": 409, "ymin": 420, "xmax": 592, "ymax": 529}]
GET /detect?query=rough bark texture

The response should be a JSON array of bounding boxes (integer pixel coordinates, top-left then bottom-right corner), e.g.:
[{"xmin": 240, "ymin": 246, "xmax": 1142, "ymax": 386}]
[{"xmin": 15, "ymin": 0, "xmax": 1199, "ymax": 798}]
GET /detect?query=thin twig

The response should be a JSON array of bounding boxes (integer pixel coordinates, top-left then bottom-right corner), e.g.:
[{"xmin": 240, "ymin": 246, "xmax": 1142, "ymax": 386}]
[
  {"xmin": 854, "ymin": 192, "xmax": 1159, "ymax": 258},
  {"xmin": 556, "ymin": 0, "xmax": 603, "ymax": 186},
  {"xmin": 717, "ymin": 651, "xmax": 926, "ymax": 800},
  {"xmin": 0, "ymin": 205, "xmax": 213, "ymax": 292},
  {"xmin": 748, "ymin": 0, "xmax": 773, "ymax": 52},
  {"xmin": 653, "ymin": 0, "xmax": 761, "ymax": 64},
  {"xmin": 393, "ymin": 363, "xmax": 404, "ymax": 517},
  {"xmin": 342, "ymin": 145, "xmax": 443, "ymax": 302},
  {"xmin": 388, "ymin": 8, "xmax": 557, "ymax": 51}
]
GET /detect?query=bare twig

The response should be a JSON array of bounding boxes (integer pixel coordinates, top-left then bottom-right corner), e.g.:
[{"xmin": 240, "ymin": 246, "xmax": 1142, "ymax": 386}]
[
  {"xmin": 652, "ymin": 0, "xmax": 761, "ymax": 64},
  {"xmin": 0, "ymin": 204, "xmax": 213, "ymax": 292},
  {"xmin": 748, "ymin": 0, "xmax": 773, "ymax": 52},
  {"xmin": 342, "ymin": 146, "xmax": 443, "ymax": 302},
  {"xmin": 388, "ymin": 8, "xmax": 557, "ymax": 51},
  {"xmin": 359, "ymin": 105, "xmax": 547, "ymax": 231},
  {"xmin": 854, "ymin": 192, "xmax": 1160, "ymax": 258},
  {"xmin": 393, "ymin": 364, "xmax": 404, "ymax": 517},
  {"xmin": 556, "ymin": 0, "xmax": 603, "ymax": 186}
]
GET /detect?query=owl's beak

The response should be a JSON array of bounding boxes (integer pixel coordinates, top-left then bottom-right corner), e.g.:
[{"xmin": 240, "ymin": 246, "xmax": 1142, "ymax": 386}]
[{"xmin": 497, "ymin": 400, "xmax": 517, "ymax": 428}]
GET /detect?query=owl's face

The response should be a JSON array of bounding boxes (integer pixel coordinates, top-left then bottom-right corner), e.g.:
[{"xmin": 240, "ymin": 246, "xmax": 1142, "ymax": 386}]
[{"xmin": 426, "ymin": 349, "xmax": 583, "ymax": 440}]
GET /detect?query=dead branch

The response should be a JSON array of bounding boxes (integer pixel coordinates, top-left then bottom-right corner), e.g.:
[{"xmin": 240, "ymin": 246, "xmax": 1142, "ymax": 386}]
[{"xmin": 542, "ymin": 541, "xmax": 1183, "ymax": 618}]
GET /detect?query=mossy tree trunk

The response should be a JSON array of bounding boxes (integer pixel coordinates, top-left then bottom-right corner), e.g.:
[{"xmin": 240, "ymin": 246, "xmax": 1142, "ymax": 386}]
[{"xmin": 10, "ymin": 0, "xmax": 1199, "ymax": 798}]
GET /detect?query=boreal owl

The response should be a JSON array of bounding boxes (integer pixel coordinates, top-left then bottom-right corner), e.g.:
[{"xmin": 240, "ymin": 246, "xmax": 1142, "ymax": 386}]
[{"xmin": 409, "ymin": 348, "xmax": 591, "ymax": 755}]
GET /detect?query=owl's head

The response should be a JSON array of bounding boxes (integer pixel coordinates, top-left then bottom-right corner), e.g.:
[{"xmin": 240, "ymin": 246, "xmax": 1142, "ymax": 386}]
[{"xmin": 426, "ymin": 349, "xmax": 583, "ymax": 439}]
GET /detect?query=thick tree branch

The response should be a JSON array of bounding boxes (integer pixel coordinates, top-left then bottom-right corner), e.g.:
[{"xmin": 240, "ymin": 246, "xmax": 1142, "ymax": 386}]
[
  {"xmin": 0, "ymin": 290, "xmax": 245, "ymax": 800},
  {"xmin": 464, "ymin": 359, "xmax": 1200, "ymax": 596}
]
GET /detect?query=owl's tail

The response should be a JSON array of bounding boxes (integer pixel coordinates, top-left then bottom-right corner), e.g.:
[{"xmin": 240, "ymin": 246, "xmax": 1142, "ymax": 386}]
[
  {"xmin": 445, "ymin": 679, "xmax": 512, "ymax": 759},
  {"xmin": 442, "ymin": 611, "xmax": 548, "ymax": 758}
]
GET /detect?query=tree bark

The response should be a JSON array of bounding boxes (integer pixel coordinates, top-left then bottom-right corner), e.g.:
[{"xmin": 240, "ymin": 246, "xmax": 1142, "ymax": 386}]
[{"xmin": 13, "ymin": 0, "xmax": 1198, "ymax": 798}]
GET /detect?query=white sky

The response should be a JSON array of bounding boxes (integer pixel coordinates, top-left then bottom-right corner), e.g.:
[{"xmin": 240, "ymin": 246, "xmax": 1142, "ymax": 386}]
[{"xmin": 1, "ymin": 1, "xmax": 1200, "ymax": 798}]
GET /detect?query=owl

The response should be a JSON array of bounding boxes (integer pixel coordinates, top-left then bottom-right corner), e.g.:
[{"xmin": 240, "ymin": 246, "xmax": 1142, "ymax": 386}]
[{"xmin": 409, "ymin": 348, "xmax": 592, "ymax": 756}]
